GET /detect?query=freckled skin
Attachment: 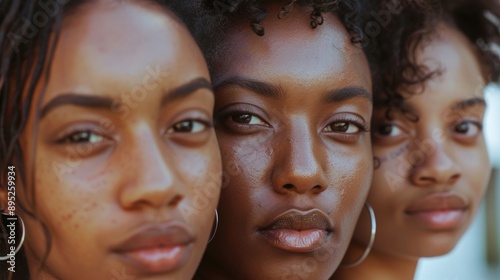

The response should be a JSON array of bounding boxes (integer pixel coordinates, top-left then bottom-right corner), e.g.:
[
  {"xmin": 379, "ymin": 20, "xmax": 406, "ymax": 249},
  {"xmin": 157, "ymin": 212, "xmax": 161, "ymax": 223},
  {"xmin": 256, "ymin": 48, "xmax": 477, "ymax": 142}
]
[
  {"xmin": 2, "ymin": 1, "xmax": 221, "ymax": 280},
  {"xmin": 334, "ymin": 24, "xmax": 491, "ymax": 280},
  {"xmin": 197, "ymin": 3, "xmax": 373, "ymax": 280}
]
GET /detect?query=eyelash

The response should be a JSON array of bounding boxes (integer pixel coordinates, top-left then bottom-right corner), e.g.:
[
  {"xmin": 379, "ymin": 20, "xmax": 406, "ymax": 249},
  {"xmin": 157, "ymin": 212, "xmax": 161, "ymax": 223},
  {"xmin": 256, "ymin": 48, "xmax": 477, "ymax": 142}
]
[
  {"xmin": 56, "ymin": 130, "xmax": 106, "ymax": 145},
  {"xmin": 325, "ymin": 116, "xmax": 369, "ymax": 133},
  {"xmin": 166, "ymin": 119, "xmax": 213, "ymax": 134}
]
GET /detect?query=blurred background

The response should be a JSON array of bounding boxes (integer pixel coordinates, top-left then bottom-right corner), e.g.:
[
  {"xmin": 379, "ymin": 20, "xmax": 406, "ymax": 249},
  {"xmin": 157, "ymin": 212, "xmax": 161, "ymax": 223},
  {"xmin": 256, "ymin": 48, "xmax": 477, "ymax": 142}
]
[{"xmin": 414, "ymin": 84, "xmax": 500, "ymax": 280}]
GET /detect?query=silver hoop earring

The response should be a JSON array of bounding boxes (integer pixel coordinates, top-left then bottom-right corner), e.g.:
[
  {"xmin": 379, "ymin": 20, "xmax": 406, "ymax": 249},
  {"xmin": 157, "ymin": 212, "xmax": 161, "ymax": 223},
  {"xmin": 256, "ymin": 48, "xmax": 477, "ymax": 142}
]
[
  {"xmin": 0, "ymin": 213, "xmax": 26, "ymax": 261},
  {"xmin": 207, "ymin": 209, "xmax": 219, "ymax": 244},
  {"xmin": 342, "ymin": 202, "xmax": 376, "ymax": 268}
]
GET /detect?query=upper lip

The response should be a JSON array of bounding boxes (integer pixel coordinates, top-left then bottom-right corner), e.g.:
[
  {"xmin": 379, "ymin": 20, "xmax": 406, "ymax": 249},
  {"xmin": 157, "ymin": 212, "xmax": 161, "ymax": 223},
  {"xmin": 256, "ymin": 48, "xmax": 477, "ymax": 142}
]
[
  {"xmin": 405, "ymin": 193, "xmax": 468, "ymax": 214},
  {"xmin": 259, "ymin": 209, "xmax": 333, "ymax": 232},
  {"xmin": 112, "ymin": 222, "xmax": 195, "ymax": 253}
]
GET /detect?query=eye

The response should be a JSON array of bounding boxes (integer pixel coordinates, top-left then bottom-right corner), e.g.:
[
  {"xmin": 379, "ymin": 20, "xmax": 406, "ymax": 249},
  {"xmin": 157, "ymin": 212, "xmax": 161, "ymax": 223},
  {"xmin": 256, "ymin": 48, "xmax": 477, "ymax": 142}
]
[
  {"xmin": 58, "ymin": 131, "xmax": 104, "ymax": 144},
  {"xmin": 230, "ymin": 113, "xmax": 268, "ymax": 126},
  {"xmin": 323, "ymin": 122, "xmax": 361, "ymax": 133},
  {"xmin": 323, "ymin": 116, "xmax": 368, "ymax": 134},
  {"xmin": 374, "ymin": 124, "xmax": 403, "ymax": 137},
  {"xmin": 168, "ymin": 120, "xmax": 209, "ymax": 134},
  {"xmin": 453, "ymin": 121, "xmax": 481, "ymax": 137}
]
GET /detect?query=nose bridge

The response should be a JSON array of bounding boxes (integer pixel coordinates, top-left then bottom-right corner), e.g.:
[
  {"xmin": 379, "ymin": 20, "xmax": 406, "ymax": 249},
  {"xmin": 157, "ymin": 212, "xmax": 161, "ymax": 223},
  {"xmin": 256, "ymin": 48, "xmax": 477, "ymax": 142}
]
[
  {"xmin": 288, "ymin": 118, "xmax": 320, "ymax": 176},
  {"xmin": 272, "ymin": 116, "xmax": 326, "ymax": 194},
  {"xmin": 120, "ymin": 124, "xmax": 183, "ymax": 209},
  {"xmin": 410, "ymin": 128, "xmax": 461, "ymax": 186}
]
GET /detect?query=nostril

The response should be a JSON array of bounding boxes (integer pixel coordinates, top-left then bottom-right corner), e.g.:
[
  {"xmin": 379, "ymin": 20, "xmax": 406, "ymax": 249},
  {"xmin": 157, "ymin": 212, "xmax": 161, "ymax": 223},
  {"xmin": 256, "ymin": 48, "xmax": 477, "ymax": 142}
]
[
  {"xmin": 450, "ymin": 174, "xmax": 461, "ymax": 182},
  {"xmin": 168, "ymin": 194, "xmax": 183, "ymax": 206},
  {"xmin": 312, "ymin": 185, "xmax": 321, "ymax": 190},
  {"xmin": 283, "ymin": 184, "xmax": 294, "ymax": 190}
]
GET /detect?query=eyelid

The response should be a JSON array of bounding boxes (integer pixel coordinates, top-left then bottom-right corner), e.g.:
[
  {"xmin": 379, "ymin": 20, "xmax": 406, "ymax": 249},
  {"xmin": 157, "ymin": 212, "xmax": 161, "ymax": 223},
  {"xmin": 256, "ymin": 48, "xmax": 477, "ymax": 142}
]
[
  {"xmin": 324, "ymin": 114, "xmax": 369, "ymax": 133},
  {"xmin": 216, "ymin": 103, "xmax": 272, "ymax": 127}
]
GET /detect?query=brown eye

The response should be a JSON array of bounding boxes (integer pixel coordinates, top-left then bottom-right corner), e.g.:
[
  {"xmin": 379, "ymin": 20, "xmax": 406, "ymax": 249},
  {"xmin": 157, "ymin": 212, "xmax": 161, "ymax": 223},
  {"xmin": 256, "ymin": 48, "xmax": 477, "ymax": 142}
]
[
  {"xmin": 230, "ymin": 113, "xmax": 267, "ymax": 126},
  {"xmin": 59, "ymin": 131, "xmax": 104, "ymax": 144},
  {"xmin": 168, "ymin": 120, "xmax": 207, "ymax": 134},
  {"xmin": 454, "ymin": 121, "xmax": 481, "ymax": 136},
  {"xmin": 374, "ymin": 124, "xmax": 402, "ymax": 137},
  {"xmin": 323, "ymin": 122, "xmax": 361, "ymax": 134},
  {"xmin": 232, "ymin": 114, "xmax": 252, "ymax": 124}
]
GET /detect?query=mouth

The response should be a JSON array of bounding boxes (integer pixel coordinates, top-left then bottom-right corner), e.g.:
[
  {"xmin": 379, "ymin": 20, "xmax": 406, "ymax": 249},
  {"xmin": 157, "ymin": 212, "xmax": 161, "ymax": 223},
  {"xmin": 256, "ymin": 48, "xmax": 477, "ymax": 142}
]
[
  {"xmin": 258, "ymin": 209, "xmax": 333, "ymax": 253},
  {"xmin": 112, "ymin": 223, "xmax": 195, "ymax": 274},
  {"xmin": 405, "ymin": 193, "xmax": 469, "ymax": 230}
]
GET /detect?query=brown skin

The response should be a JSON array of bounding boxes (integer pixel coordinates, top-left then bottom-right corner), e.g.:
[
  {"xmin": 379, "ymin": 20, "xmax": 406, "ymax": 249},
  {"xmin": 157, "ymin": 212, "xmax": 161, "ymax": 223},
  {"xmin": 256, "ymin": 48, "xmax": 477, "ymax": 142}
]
[
  {"xmin": 334, "ymin": 24, "xmax": 491, "ymax": 280},
  {"xmin": 197, "ymin": 4, "xmax": 373, "ymax": 280},
  {"xmin": 0, "ymin": 1, "xmax": 221, "ymax": 279}
]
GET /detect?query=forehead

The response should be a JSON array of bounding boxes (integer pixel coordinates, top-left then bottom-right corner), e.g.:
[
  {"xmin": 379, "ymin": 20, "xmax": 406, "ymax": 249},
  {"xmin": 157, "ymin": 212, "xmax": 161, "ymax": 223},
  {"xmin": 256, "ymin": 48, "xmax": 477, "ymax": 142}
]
[
  {"xmin": 216, "ymin": 4, "xmax": 370, "ymax": 88},
  {"xmin": 43, "ymin": 1, "xmax": 207, "ymax": 100},
  {"xmin": 400, "ymin": 25, "xmax": 485, "ymax": 114}
]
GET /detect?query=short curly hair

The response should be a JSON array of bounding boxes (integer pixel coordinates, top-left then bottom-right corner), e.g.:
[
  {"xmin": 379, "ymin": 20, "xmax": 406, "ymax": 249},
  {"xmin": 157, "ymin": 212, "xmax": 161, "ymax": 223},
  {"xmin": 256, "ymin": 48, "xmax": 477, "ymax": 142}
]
[
  {"xmin": 370, "ymin": 0, "xmax": 500, "ymax": 120},
  {"xmin": 202, "ymin": 0, "xmax": 371, "ymax": 71}
]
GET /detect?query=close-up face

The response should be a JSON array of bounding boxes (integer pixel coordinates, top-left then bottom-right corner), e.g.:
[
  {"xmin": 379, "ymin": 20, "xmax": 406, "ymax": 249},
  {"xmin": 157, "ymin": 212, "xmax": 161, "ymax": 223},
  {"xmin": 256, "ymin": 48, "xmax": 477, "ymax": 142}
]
[
  {"xmin": 355, "ymin": 24, "xmax": 491, "ymax": 259},
  {"xmin": 203, "ymin": 4, "xmax": 373, "ymax": 279},
  {"xmin": 10, "ymin": 1, "xmax": 221, "ymax": 279}
]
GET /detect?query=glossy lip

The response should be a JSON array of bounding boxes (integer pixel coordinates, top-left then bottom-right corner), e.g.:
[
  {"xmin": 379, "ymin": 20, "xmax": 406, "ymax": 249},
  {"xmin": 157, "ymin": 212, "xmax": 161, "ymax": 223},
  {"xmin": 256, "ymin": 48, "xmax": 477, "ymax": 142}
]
[
  {"xmin": 258, "ymin": 209, "xmax": 333, "ymax": 253},
  {"xmin": 112, "ymin": 222, "xmax": 195, "ymax": 274},
  {"xmin": 405, "ymin": 193, "xmax": 469, "ymax": 230}
]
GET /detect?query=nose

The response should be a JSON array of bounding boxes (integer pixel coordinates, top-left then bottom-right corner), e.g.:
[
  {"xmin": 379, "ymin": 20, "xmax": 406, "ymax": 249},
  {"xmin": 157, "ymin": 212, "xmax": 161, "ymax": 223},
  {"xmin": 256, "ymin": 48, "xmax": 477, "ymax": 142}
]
[
  {"xmin": 119, "ymin": 128, "xmax": 185, "ymax": 209},
  {"xmin": 271, "ymin": 119, "xmax": 327, "ymax": 195},
  {"xmin": 410, "ymin": 142, "xmax": 462, "ymax": 187}
]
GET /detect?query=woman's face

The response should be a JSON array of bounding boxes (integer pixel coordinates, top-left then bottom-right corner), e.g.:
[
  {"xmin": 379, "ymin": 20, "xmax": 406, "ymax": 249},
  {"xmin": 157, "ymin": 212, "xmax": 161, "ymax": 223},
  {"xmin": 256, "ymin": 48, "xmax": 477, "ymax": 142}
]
[
  {"xmin": 12, "ymin": 2, "xmax": 221, "ymax": 279},
  {"xmin": 355, "ymin": 25, "xmax": 491, "ymax": 258},
  {"xmin": 203, "ymin": 4, "xmax": 373, "ymax": 279}
]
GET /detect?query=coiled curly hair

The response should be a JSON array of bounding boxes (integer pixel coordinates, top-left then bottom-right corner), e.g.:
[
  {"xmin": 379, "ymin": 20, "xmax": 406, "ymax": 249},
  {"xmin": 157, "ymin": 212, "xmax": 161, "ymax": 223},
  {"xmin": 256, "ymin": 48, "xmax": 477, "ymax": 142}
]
[
  {"xmin": 203, "ymin": 0, "xmax": 370, "ymax": 70},
  {"xmin": 0, "ymin": 1, "xmax": 220, "ymax": 279},
  {"xmin": 370, "ymin": 0, "xmax": 500, "ymax": 121}
]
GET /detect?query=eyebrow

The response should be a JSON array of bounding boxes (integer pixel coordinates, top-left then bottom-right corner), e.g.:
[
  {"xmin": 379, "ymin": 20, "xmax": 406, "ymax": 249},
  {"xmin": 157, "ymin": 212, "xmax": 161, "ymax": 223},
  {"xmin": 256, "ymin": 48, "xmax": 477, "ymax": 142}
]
[
  {"xmin": 214, "ymin": 77, "xmax": 283, "ymax": 100},
  {"xmin": 40, "ymin": 77, "xmax": 212, "ymax": 119},
  {"xmin": 41, "ymin": 94, "xmax": 113, "ymax": 119},
  {"xmin": 322, "ymin": 87, "xmax": 373, "ymax": 104},
  {"xmin": 160, "ymin": 77, "xmax": 213, "ymax": 106},
  {"xmin": 214, "ymin": 77, "xmax": 373, "ymax": 105},
  {"xmin": 451, "ymin": 97, "xmax": 486, "ymax": 111}
]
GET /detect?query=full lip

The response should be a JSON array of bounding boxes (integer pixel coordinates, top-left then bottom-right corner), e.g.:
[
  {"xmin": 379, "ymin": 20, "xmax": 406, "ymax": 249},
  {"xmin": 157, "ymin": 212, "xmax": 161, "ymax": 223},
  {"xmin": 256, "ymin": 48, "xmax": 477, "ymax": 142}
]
[
  {"xmin": 404, "ymin": 193, "xmax": 469, "ymax": 230},
  {"xmin": 112, "ymin": 222, "xmax": 195, "ymax": 274},
  {"xmin": 405, "ymin": 193, "xmax": 468, "ymax": 214},
  {"xmin": 257, "ymin": 209, "xmax": 334, "ymax": 253}
]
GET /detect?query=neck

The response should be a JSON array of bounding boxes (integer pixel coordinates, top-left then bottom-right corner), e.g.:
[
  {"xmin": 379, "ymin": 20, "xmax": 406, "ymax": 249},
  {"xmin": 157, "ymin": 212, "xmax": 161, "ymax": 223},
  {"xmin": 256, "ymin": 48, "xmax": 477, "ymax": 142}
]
[{"xmin": 333, "ymin": 244, "xmax": 419, "ymax": 280}]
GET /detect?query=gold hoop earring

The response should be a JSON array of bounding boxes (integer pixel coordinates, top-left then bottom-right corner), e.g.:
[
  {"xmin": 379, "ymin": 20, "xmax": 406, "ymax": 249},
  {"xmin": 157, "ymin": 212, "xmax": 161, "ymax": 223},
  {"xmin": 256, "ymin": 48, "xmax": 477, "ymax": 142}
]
[
  {"xmin": 208, "ymin": 210, "xmax": 219, "ymax": 244},
  {"xmin": 0, "ymin": 213, "xmax": 25, "ymax": 261},
  {"xmin": 342, "ymin": 202, "xmax": 376, "ymax": 268}
]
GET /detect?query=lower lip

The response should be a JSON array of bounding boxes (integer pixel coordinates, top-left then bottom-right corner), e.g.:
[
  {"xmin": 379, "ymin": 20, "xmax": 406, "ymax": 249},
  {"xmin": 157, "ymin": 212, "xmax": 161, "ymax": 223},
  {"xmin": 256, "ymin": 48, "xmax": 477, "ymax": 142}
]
[
  {"xmin": 260, "ymin": 229, "xmax": 329, "ymax": 253},
  {"xmin": 407, "ymin": 209, "xmax": 467, "ymax": 230},
  {"xmin": 117, "ymin": 245, "xmax": 191, "ymax": 274}
]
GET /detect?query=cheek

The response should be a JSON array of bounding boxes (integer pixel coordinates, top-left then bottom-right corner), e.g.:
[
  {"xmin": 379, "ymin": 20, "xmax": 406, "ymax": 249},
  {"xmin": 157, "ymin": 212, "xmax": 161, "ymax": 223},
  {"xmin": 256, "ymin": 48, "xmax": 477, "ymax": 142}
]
[
  {"xmin": 458, "ymin": 147, "xmax": 491, "ymax": 202},
  {"xmin": 368, "ymin": 162, "xmax": 402, "ymax": 213},
  {"xmin": 32, "ymin": 153, "xmax": 112, "ymax": 234},
  {"xmin": 176, "ymin": 141, "xmax": 222, "ymax": 227}
]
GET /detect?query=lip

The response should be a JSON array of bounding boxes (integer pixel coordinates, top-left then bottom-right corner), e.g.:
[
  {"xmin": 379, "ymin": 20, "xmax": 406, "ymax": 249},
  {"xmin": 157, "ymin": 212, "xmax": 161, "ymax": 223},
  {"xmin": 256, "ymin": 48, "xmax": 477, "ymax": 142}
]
[
  {"xmin": 258, "ymin": 209, "xmax": 333, "ymax": 253},
  {"xmin": 112, "ymin": 223, "xmax": 195, "ymax": 274},
  {"xmin": 405, "ymin": 193, "xmax": 469, "ymax": 230}
]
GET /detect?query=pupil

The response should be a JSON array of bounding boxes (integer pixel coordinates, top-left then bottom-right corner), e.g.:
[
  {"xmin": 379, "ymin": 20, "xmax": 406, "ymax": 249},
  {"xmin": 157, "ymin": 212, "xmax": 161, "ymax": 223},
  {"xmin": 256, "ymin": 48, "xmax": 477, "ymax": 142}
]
[
  {"xmin": 175, "ymin": 121, "xmax": 193, "ymax": 132},
  {"xmin": 379, "ymin": 125, "xmax": 392, "ymax": 135},
  {"xmin": 456, "ymin": 122, "xmax": 469, "ymax": 133},
  {"xmin": 71, "ymin": 132, "xmax": 89, "ymax": 143},
  {"xmin": 232, "ymin": 114, "xmax": 251, "ymax": 124},
  {"xmin": 333, "ymin": 122, "xmax": 348, "ymax": 132}
]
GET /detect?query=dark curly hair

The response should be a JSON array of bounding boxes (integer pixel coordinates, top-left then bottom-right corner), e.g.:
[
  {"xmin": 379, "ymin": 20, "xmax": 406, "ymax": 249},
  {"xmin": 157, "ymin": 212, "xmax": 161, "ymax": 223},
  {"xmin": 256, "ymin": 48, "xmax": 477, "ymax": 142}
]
[
  {"xmin": 202, "ymin": 0, "xmax": 370, "ymax": 72},
  {"xmin": 371, "ymin": 0, "xmax": 500, "ymax": 120},
  {"xmin": 0, "ymin": 1, "xmax": 219, "ymax": 279}
]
